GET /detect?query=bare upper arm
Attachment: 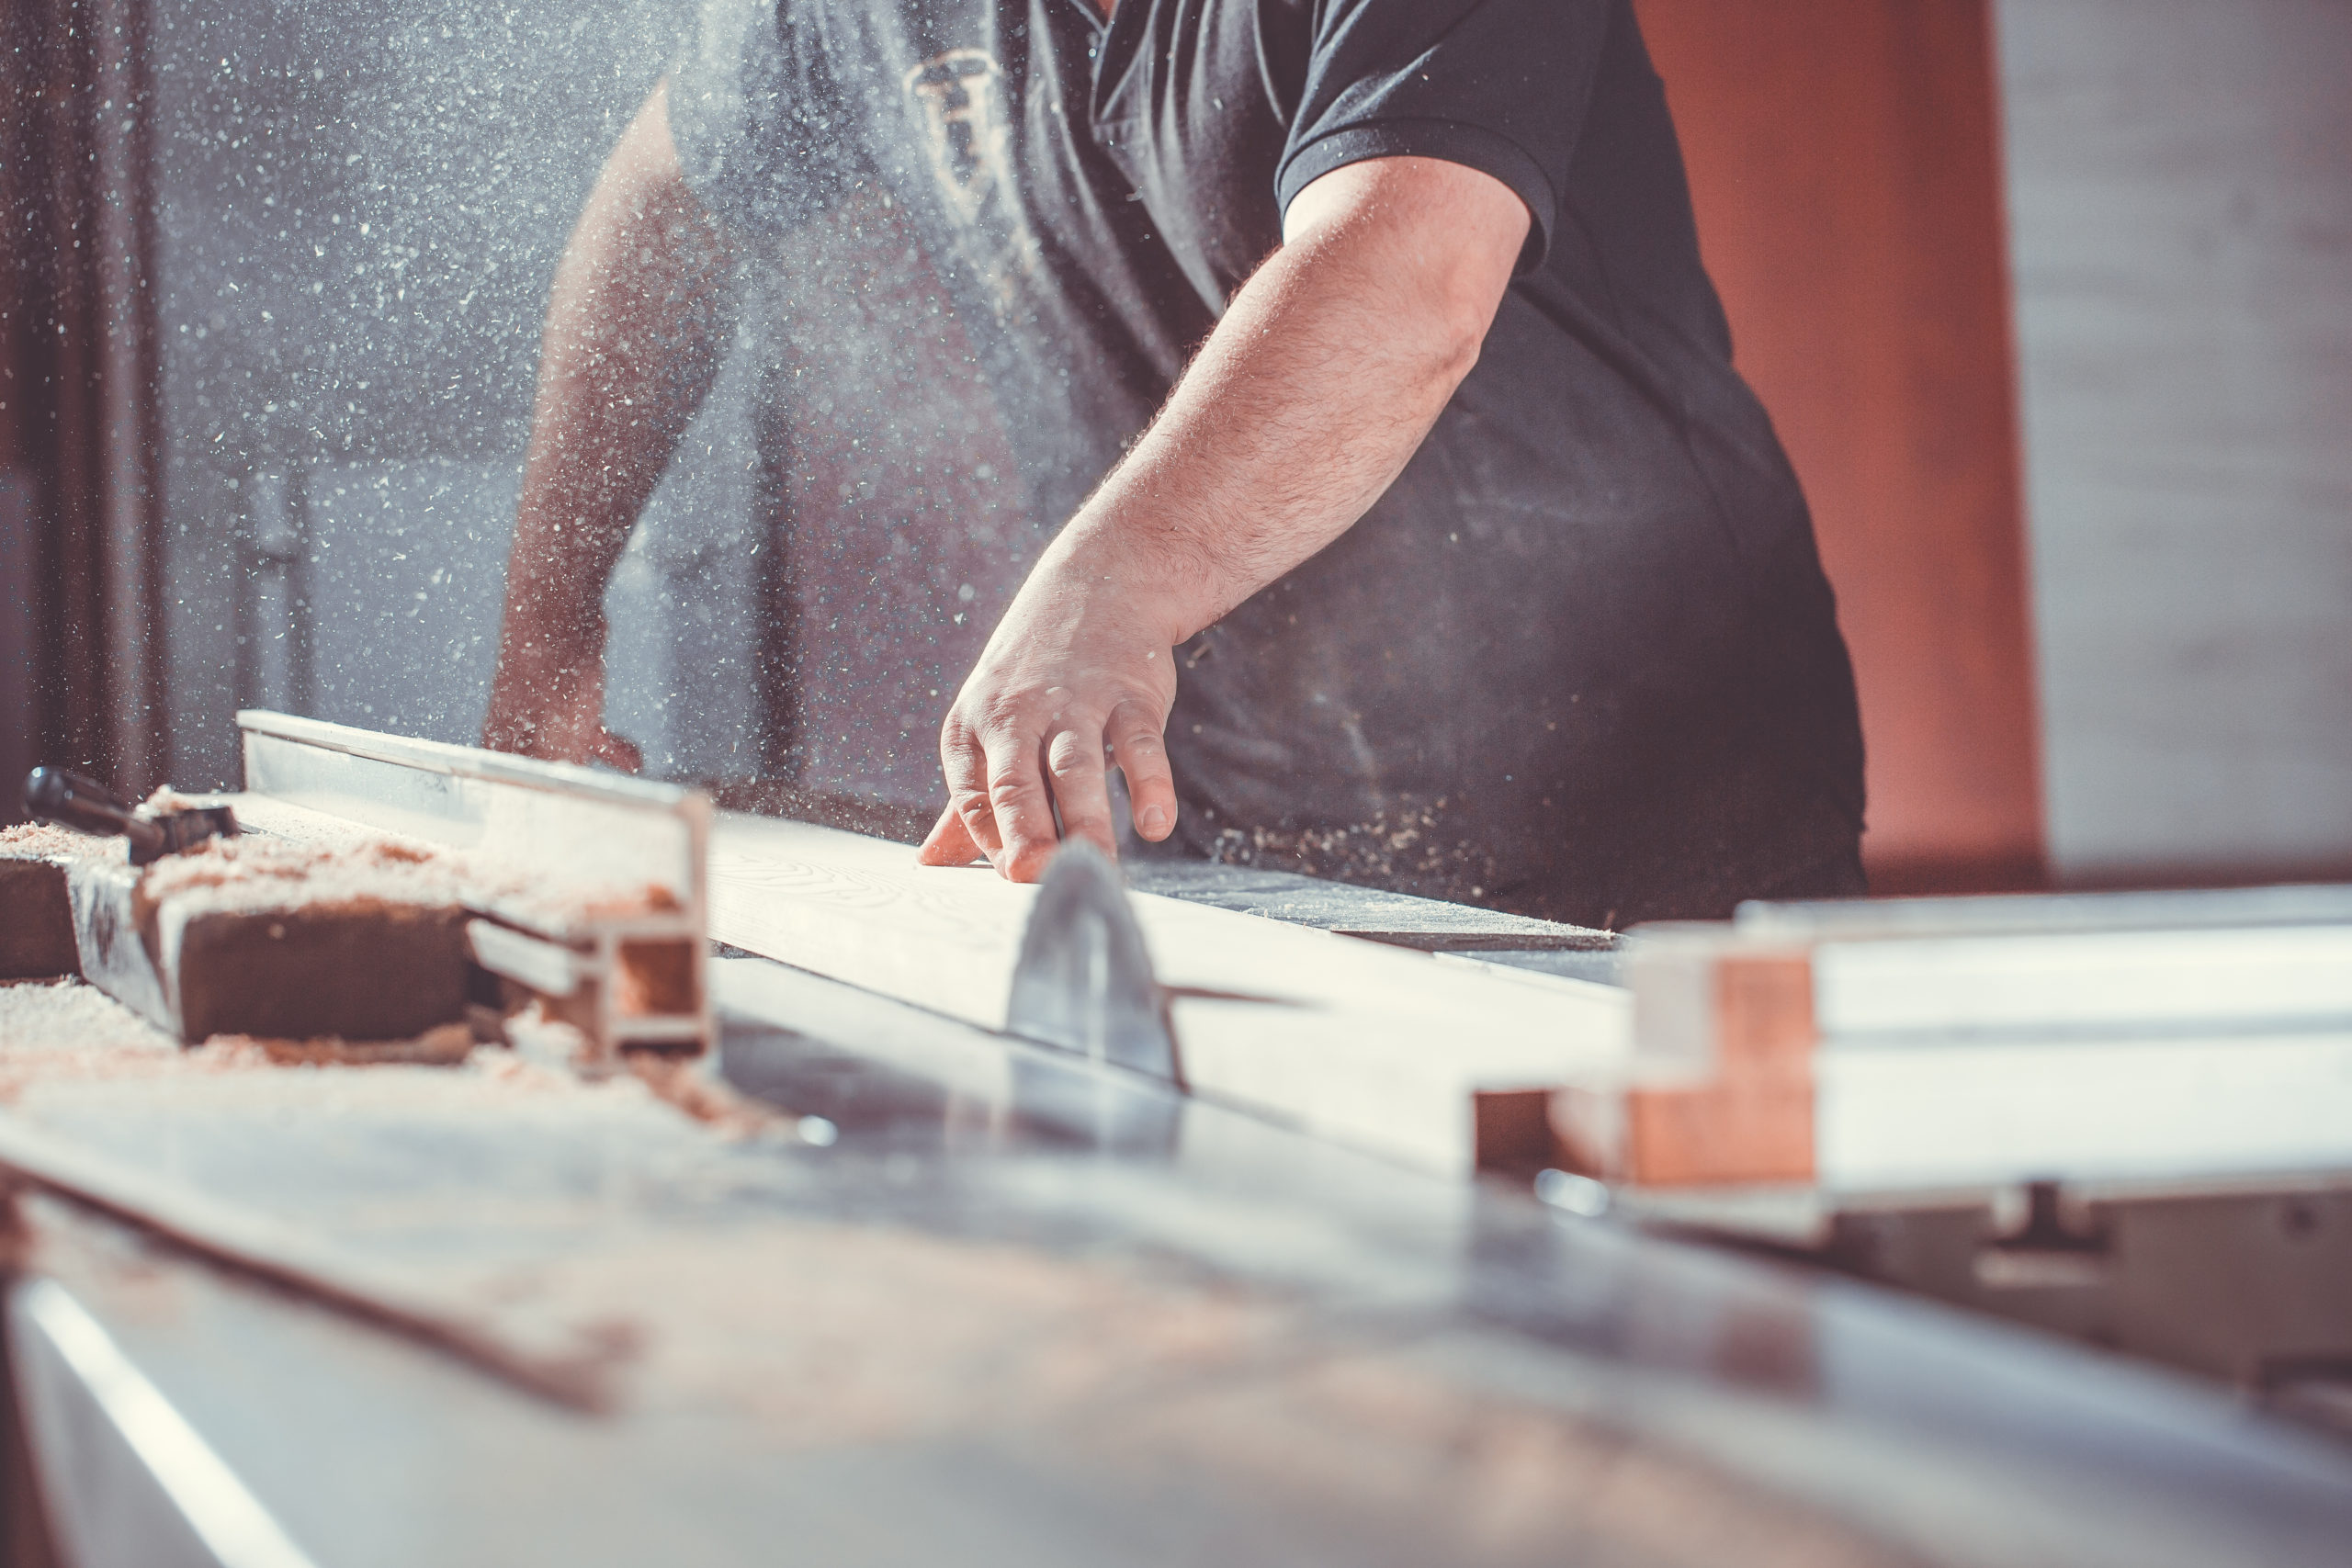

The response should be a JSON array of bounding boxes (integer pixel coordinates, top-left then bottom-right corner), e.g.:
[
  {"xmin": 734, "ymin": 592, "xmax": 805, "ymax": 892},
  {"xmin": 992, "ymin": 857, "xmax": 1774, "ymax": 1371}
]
[
  {"xmin": 605, "ymin": 77, "xmax": 691, "ymax": 204},
  {"xmin": 1279, "ymin": 155, "xmax": 1531, "ymax": 345}
]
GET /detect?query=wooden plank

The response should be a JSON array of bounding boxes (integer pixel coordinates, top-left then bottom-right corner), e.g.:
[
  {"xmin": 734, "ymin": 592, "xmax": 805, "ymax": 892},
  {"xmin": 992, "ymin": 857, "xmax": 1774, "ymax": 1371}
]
[
  {"xmin": 1815, "ymin": 1032, "xmax": 2352, "ymax": 1190},
  {"xmin": 1636, "ymin": 914, "xmax": 2352, "ymax": 1055},
  {"xmin": 1579, "ymin": 908, "xmax": 2352, "ymax": 1191},
  {"xmin": 1737, "ymin": 883, "xmax": 2352, "ymax": 941},
  {"xmin": 707, "ymin": 814, "xmax": 1630, "ymax": 1174}
]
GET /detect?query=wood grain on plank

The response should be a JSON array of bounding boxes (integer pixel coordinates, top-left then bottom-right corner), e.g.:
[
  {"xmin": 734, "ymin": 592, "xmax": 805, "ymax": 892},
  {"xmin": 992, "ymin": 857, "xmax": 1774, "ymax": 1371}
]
[{"xmin": 707, "ymin": 815, "xmax": 1630, "ymax": 1172}]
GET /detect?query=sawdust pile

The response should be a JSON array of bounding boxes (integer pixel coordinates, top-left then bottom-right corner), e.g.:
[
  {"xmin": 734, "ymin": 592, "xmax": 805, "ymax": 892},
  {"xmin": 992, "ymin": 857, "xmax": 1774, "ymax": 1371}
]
[
  {"xmin": 135, "ymin": 824, "xmax": 677, "ymax": 940},
  {"xmin": 0, "ymin": 980, "xmax": 180, "ymax": 1056},
  {"xmin": 139, "ymin": 832, "xmax": 500, "ymax": 920},
  {"xmin": 0, "ymin": 822, "xmax": 115, "ymax": 863},
  {"xmin": 199, "ymin": 1021, "xmax": 480, "ymax": 1067}
]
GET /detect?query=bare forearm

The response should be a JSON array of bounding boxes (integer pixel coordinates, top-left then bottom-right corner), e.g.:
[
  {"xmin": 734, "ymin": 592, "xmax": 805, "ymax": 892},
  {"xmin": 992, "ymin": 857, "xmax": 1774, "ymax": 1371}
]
[
  {"xmin": 1046, "ymin": 156, "xmax": 1529, "ymax": 647},
  {"xmin": 499, "ymin": 80, "xmax": 735, "ymax": 671},
  {"xmin": 923, "ymin": 156, "xmax": 1529, "ymax": 877}
]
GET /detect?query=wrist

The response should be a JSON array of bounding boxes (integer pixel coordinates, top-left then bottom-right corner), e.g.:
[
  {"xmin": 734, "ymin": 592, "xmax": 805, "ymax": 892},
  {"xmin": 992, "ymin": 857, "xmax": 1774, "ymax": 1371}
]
[
  {"xmin": 498, "ymin": 606, "xmax": 607, "ymax": 678},
  {"xmin": 1055, "ymin": 505, "xmax": 1231, "ymax": 648}
]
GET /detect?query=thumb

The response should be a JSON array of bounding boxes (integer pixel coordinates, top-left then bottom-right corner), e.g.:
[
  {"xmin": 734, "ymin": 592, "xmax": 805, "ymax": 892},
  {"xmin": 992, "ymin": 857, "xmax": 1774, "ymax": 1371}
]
[{"xmin": 915, "ymin": 803, "xmax": 986, "ymax": 866}]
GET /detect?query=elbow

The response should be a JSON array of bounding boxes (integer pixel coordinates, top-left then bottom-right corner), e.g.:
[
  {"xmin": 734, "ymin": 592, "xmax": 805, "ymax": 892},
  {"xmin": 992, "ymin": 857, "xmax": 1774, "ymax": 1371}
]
[
  {"xmin": 1416, "ymin": 243, "xmax": 1511, "ymax": 394},
  {"xmin": 1434, "ymin": 306, "xmax": 1488, "ymax": 389},
  {"xmin": 1419, "ymin": 283, "xmax": 1495, "ymax": 397}
]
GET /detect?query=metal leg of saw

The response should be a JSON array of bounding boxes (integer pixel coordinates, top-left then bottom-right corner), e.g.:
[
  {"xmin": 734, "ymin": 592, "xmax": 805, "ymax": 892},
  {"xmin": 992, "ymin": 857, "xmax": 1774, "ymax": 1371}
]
[{"xmin": 1807, "ymin": 1179, "xmax": 2352, "ymax": 1434}]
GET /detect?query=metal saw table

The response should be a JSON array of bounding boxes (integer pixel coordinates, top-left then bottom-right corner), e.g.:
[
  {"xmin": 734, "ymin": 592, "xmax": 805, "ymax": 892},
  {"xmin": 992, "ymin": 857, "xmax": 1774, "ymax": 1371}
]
[
  {"xmin": 4, "ymin": 711, "xmax": 2350, "ymax": 1566},
  {"xmin": 2, "ymin": 944, "xmax": 2351, "ymax": 1568}
]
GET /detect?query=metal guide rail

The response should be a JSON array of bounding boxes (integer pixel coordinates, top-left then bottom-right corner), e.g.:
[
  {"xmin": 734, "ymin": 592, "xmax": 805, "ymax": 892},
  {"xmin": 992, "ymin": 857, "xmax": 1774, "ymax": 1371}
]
[{"xmin": 235, "ymin": 708, "xmax": 712, "ymax": 1061}]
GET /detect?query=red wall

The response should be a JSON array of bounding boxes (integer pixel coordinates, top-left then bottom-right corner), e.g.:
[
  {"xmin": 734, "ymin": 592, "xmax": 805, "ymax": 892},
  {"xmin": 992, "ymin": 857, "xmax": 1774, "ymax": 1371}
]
[{"xmin": 1637, "ymin": 0, "xmax": 2045, "ymax": 892}]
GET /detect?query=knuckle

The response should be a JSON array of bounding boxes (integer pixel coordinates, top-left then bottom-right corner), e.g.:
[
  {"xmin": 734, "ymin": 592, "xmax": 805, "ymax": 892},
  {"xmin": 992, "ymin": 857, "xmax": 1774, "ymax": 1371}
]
[
  {"xmin": 939, "ymin": 728, "xmax": 983, "ymax": 770},
  {"xmin": 1046, "ymin": 732, "xmax": 1098, "ymax": 777},
  {"xmin": 972, "ymin": 692, "xmax": 1032, "ymax": 737}
]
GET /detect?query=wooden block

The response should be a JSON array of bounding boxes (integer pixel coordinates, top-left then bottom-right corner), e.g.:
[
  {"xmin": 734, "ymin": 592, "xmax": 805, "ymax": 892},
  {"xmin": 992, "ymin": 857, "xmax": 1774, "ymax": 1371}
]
[
  {"xmin": 1551, "ymin": 1061, "xmax": 1816, "ymax": 1189},
  {"xmin": 68, "ymin": 855, "xmax": 471, "ymax": 1045},
  {"xmin": 0, "ymin": 857, "xmax": 78, "ymax": 980},
  {"xmin": 1620, "ymin": 1073, "xmax": 1816, "ymax": 1187},
  {"xmin": 1714, "ymin": 952, "xmax": 1816, "ymax": 1066},
  {"xmin": 1579, "ymin": 928, "xmax": 1821, "ymax": 1186}
]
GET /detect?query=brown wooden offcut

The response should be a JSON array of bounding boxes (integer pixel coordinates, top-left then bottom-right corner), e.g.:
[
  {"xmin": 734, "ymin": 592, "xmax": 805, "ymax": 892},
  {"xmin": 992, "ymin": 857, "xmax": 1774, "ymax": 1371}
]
[
  {"xmin": 1556, "ymin": 949, "xmax": 1819, "ymax": 1187},
  {"xmin": 1636, "ymin": 0, "xmax": 2045, "ymax": 893},
  {"xmin": 1622, "ymin": 951, "xmax": 1817, "ymax": 1186},
  {"xmin": 1622, "ymin": 1074, "xmax": 1815, "ymax": 1187},
  {"xmin": 0, "ymin": 860, "xmax": 76, "ymax": 979}
]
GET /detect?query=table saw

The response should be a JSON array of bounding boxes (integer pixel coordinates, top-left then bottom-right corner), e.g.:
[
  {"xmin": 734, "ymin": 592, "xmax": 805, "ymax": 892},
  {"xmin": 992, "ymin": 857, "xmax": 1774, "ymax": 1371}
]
[{"xmin": 0, "ymin": 713, "xmax": 2347, "ymax": 1568}]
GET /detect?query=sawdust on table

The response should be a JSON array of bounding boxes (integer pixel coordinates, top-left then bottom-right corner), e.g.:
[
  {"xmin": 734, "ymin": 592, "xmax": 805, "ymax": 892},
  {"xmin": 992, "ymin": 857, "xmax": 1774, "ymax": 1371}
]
[
  {"xmin": 0, "ymin": 979, "xmax": 277, "ymax": 1100},
  {"xmin": 0, "ymin": 976, "xmax": 750, "ymax": 1150},
  {"xmin": 625, "ymin": 1054, "xmax": 775, "ymax": 1138},
  {"xmin": 0, "ymin": 979, "xmax": 181, "ymax": 1056},
  {"xmin": 470, "ymin": 1220, "xmax": 1309, "ymax": 1441},
  {"xmin": 199, "ymin": 1021, "xmax": 480, "ymax": 1067},
  {"xmin": 137, "ymin": 785, "xmax": 227, "ymax": 814}
]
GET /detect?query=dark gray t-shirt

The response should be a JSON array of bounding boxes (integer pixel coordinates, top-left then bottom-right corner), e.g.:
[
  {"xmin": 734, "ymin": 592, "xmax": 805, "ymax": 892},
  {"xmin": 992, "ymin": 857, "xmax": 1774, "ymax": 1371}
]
[{"xmin": 672, "ymin": 0, "xmax": 1866, "ymax": 926}]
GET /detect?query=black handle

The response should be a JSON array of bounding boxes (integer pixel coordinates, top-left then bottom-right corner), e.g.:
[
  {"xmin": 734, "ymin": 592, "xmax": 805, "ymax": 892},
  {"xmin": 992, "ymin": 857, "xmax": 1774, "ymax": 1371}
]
[{"xmin": 24, "ymin": 768, "xmax": 165, "ymax": 858}]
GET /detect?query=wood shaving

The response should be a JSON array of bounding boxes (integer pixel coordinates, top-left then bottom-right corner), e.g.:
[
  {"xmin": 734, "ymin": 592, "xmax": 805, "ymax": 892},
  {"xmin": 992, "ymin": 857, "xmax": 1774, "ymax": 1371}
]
[
  {"xmin": 0, "ymin": 822, "xmax": 117, "ymax": 863},
  {"xmin": 201, "ymin": 1022, "xmax": 479, "ymax": 1067},
  {"xmin": 137, "ymin": 833, "xmax": 496, "ymax": 920},
  {"xmin": 627, "ymin": 1055, "xmax": 775, "ymax": 1139},
  {"xmin": 131, "ymin": 821, "xmax": 675, "ymax": 941}
]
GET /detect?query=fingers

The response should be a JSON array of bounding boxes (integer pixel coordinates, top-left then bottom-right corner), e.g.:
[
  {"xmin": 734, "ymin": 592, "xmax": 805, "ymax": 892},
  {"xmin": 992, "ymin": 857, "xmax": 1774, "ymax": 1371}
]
[
  {"xmin": 592, "ymin": 728, "xmax": 644, "ymax": 773},
  {"xmin": 1106, "ymin": 698, "xmax": 1177, "ymax": 841},
  {"xmin": 982, "ymin": 722, "xmax": 1063, "ymax": 882},
  {"xmin": 915, "ymin": 803, "xmax": 985, "ymax": 866},
  {"xmin": 938, "ymin": 718, "xmax": 1003, "ymax": 866},
  {"xmin": 938, "ymin": 702, "xmax": 1128, "ymax": 881},
  {"xmin": 1044, "ymin": 724, "xmax": 1117, "ymax": 860}
]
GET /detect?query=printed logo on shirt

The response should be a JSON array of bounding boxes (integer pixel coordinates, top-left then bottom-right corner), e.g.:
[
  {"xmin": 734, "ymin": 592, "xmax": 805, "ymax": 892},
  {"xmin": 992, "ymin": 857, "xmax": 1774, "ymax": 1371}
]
[{"xmin": 902, "ymin": 49, "xmax": 1043, "ymax": 321}]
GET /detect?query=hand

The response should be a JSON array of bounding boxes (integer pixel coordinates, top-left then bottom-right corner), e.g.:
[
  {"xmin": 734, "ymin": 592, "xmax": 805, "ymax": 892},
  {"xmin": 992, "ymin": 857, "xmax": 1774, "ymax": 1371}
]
[
  {"xmin": 481, "ymin": 629, "xmax": 643, "ymax": 772},
  {"xmin": 916, "ymin": 536, "xmax": 1182, "ymax": 879}
]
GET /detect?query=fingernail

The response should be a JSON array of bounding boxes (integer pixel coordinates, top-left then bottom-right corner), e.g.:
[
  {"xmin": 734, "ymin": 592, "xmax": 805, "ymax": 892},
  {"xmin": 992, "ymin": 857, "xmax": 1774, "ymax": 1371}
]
[{"xmin": 1139, "ymin": 806, "xmax": 1168, "ymax": 836}]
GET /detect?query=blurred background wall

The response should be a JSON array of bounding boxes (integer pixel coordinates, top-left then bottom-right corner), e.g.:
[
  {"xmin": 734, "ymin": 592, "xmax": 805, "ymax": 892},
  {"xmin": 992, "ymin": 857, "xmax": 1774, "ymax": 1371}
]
[
  {"xmin": 1640, "ymin": 0, "xmax": 2352, "ymax": 891},
  {"xmin": 1996, "ymin": 0, "xmax": 2352, "ymax": 887},
  {"xmin": 2, "ymin": 0, "xmax": 760, "ymax": 804},
  {"xmin": 1637, "ymin": 0, "xmax": 2041, "ymax": 895},
  {"xmin": 4, "ymin": 0, "xmax": 2349, "ymax": 897}
]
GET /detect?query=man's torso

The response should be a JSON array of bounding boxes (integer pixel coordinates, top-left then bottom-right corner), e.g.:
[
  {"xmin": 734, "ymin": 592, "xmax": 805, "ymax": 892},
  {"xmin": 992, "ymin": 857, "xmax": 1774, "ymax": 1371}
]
[{"xmin": 671, "ymin": 0, "xmax": 1867, "ymax": 924}]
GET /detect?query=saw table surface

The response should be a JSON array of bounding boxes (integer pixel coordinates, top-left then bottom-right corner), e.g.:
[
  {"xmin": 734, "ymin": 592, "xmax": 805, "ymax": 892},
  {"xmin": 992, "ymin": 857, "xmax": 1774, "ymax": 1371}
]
[{"xmin": 0, "ymin": 959, "xmax": 2349, "ymax": 1568}]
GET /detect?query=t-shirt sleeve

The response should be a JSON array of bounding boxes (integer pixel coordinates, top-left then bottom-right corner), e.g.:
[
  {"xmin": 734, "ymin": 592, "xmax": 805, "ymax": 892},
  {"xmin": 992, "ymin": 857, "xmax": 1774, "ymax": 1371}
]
[
  {"xmin": 666, "ymin": 0, "xmax": 860, "ymax": 243},
  {"xmin": 1275, "ymin": 0, "xmax": 1614, "ymax": 273}
]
